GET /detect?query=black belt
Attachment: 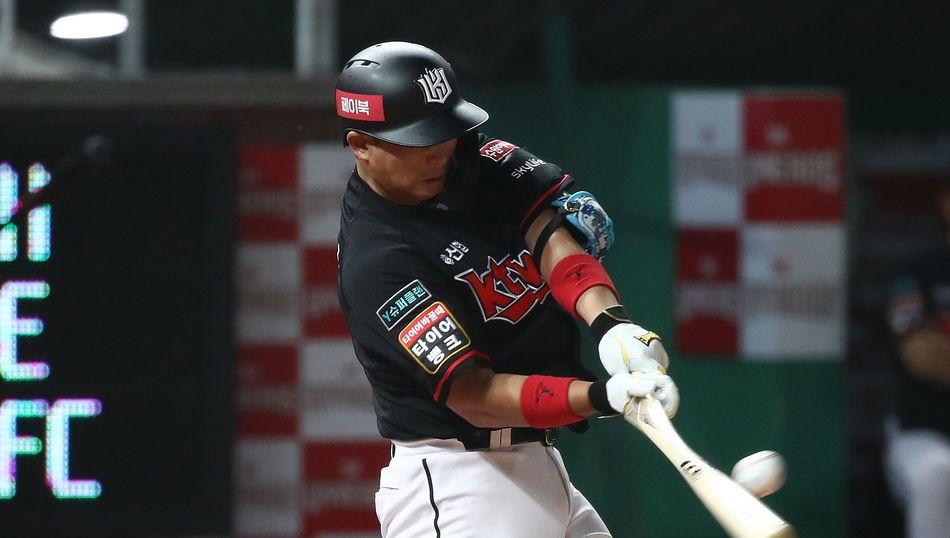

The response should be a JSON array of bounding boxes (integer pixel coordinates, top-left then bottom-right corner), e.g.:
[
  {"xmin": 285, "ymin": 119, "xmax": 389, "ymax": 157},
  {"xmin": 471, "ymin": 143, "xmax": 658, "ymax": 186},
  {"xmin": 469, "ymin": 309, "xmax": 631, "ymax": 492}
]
[{"xmin": 459, "ymin": 427, "xmax": 558, "ymax": 450}]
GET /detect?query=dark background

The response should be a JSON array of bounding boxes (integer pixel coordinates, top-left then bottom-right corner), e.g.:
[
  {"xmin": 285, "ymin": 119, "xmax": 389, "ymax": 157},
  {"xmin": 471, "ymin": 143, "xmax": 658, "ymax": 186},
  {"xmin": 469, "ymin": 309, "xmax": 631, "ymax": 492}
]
[
  {"xmin": 15, "ymin": 0, "xmax": 950, "ymax": 132},
  {"xmin": 0, "ymin": 124, "xmax": 235, "ymax": 536}
]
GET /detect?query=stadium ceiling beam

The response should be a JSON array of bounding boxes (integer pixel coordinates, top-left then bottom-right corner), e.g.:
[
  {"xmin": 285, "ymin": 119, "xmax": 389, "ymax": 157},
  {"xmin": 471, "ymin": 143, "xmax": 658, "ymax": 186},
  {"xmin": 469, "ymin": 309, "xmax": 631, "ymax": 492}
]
[{"xmin": 0, "ymin": 74, "xmax": 336, "ymax": 109}]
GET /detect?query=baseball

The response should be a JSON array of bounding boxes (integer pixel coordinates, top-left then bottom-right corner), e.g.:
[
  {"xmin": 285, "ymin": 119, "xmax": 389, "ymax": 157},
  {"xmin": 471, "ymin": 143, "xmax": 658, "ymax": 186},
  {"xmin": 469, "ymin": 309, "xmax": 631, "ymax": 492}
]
[{"xmin": 730, "ymin": 450, "xmax": 787, "ymax": 498}]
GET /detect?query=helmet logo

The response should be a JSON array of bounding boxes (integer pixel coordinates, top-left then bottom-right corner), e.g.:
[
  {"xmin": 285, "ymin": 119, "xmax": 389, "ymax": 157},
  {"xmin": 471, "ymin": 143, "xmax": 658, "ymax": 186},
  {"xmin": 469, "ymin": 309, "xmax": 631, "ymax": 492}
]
[{"xmin": 415, "ymin": 67, "xmax": 453, "ymax": 104}]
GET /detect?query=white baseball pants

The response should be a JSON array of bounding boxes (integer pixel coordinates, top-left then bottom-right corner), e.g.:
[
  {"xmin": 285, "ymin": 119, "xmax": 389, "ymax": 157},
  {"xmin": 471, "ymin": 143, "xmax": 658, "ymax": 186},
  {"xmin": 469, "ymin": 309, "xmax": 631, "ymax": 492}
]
[
  {"xmin": 884, "ymin": 421, "xmax": 950, "ymax": 538},
  {"xmin": 375, "ymin": 438, "xmax": 611, "ymax": 537}
]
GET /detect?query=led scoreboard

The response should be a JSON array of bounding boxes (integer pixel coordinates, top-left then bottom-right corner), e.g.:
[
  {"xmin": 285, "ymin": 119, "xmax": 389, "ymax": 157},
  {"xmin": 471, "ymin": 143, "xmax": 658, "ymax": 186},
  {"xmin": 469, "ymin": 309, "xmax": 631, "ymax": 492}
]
[{"xmin": 0, "ymin": 124, "xmax": 234, "ymax": 535}]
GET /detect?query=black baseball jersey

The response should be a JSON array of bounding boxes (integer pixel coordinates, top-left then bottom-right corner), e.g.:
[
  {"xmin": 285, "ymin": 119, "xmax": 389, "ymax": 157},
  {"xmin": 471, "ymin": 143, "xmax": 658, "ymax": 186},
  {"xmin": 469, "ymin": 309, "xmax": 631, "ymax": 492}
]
[
  {"xmin": 337, "ymin": 133, "xmax": 594, "ymax": 440},
  {"xmin": 886, "ymin": 243, "xmax": 950, "ymax": 436}
]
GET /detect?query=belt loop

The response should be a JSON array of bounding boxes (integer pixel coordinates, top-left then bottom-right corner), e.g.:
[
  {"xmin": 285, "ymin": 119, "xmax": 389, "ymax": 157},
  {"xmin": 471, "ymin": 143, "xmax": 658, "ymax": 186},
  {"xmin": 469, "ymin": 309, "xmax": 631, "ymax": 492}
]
[
  {"xmin": 489, "ymin": 429, "xmax": 501, "ymax": 448},
  {"xmin": 489, "ymin": 427, "xmax": 513, "ymax": 449},
  {"xmin": 543, "ymin": 427, "xmax": 559, "ymax": 447}
]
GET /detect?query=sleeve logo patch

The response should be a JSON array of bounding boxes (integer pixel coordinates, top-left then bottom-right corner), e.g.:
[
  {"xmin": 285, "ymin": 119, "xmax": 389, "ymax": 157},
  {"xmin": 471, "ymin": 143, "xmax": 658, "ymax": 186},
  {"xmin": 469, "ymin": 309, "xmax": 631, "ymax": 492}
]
[
  {"xmin": 398, "ymin": 302, "xmax": 471, "ymax": 374},
  {"xmin": 376, "ymin": 280, "xmax": 431, "ymax": 330},
  {"xmin": 478, "ymin": 139, "xmax": 519, "ymax": 162}
]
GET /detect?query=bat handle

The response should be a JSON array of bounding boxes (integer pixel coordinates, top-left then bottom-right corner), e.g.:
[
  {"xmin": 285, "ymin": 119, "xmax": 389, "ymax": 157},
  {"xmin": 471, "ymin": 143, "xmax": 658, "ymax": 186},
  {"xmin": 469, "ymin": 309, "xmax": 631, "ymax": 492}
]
[{"xmin": 625, "ymin": 395, "xmax": 679, "ymax": 438}]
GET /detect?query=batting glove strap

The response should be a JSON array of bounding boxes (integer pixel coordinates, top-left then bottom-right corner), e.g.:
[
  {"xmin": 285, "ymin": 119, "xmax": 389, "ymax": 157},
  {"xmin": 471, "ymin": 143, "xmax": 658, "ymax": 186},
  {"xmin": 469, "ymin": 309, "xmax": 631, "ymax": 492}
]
[
  {"xmin": 587, "ymin": 380, "xmax": 618, "ymax": 416},
  {"xmin": 589, "ymin": 304, "xmax": 633, "ymax": 342}
]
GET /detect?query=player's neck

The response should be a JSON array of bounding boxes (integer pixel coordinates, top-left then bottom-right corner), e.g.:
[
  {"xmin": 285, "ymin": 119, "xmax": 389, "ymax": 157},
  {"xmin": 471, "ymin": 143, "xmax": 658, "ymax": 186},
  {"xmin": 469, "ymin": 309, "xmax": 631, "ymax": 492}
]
[{"xmin": 355, "ymin": 162, "xmax": 415, "ymax": 206}]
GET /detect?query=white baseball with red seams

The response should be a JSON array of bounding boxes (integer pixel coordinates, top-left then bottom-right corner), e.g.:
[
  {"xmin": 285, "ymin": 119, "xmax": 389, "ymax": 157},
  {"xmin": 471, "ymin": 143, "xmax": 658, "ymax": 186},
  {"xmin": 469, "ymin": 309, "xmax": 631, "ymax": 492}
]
[{"xmin": 730, "ymin": 450, "xmax": 787, "ymax": 498}]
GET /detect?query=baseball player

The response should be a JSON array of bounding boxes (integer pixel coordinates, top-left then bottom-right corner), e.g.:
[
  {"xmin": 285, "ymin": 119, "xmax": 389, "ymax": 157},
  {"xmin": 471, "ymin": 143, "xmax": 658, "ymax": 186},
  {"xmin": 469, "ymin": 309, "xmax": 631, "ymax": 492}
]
[
  {"xmin": 883, "ymin": 182, "xmax": 950, "ymax": 538},
  {"xmin": 336, "ymin": 42, "xmax": 679, "ymax": 537}
]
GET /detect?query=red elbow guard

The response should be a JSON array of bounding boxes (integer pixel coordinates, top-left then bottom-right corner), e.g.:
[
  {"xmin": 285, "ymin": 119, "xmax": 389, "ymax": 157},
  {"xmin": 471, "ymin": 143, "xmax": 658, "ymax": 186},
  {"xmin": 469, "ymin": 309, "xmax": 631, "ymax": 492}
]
[
  {"xmin": 520, "ymin": 375, "xmax": 584, "ymax": 428},
  {"xmin": 548, "ymin": 253, "xmax": 619, "ymax": 318}
]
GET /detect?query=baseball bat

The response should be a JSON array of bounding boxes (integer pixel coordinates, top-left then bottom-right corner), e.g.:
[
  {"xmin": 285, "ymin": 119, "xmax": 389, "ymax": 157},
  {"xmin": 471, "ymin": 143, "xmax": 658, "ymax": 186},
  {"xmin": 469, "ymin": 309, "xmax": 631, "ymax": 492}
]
[{"xmin": 624, "ymin": 395, "xmax": 795, "ymax": 538}]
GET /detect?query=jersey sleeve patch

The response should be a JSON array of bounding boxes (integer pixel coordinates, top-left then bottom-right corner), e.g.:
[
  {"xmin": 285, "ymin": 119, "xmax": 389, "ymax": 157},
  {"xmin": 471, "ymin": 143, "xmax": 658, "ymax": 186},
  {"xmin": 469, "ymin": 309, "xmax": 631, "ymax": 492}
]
[
  {"xmin": 376, "ymin": 279, "xmax": 432, "ymax": 330},
  {"xmin": 479, "ymin": 139, "xmax": 519, "ymax": 162},
  {"xmin": 398, "ymin": 302, "xmax": 471, "ymax": 374}
]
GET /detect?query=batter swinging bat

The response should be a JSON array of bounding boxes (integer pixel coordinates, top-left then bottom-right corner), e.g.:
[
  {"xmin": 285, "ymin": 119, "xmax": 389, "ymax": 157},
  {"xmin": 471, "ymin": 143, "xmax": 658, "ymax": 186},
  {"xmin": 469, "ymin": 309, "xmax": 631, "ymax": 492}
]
[{"xmin": 624, "ymin": 395, "xmax": 795, "ymax": 538}]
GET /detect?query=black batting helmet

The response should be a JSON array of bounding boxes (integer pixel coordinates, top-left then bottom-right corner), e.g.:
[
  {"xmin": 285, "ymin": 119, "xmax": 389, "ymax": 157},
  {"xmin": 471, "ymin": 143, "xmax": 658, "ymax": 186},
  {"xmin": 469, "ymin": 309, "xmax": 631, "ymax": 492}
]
[{"xmin": 336, "ymin": 42, "xmax": 489, "ymax": 147}]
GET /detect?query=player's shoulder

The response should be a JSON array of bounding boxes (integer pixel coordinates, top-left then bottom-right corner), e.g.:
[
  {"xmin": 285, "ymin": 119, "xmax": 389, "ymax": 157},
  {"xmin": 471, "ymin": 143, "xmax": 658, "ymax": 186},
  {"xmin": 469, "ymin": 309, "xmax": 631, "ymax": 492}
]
[
  {"xmin": 338, "ymin": 241, "xmax": 440, "ymax": 334},
  {"xmin": 474, "ymin": 131, "xmax": 561, "ymax": 179},
  {"xmin": 339, "ymin": 232, "xmax": 438, "ymax": 297},
  {"xmin": 340, "ymin": 234, "xmax": 419, "ymax": 279}
]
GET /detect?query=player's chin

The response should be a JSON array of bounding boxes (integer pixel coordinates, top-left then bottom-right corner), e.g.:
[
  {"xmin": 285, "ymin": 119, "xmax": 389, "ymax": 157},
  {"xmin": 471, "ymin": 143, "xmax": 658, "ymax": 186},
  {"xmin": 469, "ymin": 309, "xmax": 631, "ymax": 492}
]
[{"xmin": 418, "ymin": 174, "xmax": 446, "ymax": 194}]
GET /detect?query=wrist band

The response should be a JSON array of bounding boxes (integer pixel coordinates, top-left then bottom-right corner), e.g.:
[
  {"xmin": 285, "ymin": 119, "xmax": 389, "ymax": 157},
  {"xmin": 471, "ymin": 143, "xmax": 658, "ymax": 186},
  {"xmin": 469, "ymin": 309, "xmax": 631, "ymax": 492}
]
[
  {"xmin": 587, "ymin": 380, "xmax": 616, "ymax": 415},
  {"xmin": 520, "ymin": 375, "xmax": 584, "ymax": 428},
  {"xmin": 589, "ymin": 304, "xmax": 633, "ymax": 342},
  {"xmin": 548, "ymin": 253, "xmax": 619, "ymax": 318}
]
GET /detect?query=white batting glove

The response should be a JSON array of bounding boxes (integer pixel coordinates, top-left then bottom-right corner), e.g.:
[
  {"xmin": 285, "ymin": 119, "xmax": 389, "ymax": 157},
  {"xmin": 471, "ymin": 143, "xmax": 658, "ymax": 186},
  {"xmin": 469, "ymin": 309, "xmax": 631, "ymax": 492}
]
[
  {"xmin": 641, "ymin": 371, "xmax": 680, "ymax": 418},
  {"xmin": 590, "ymin": 306, "xmax": 679, "ymax": 418},
  {"xmin": 598, "ymin": 324, "xmax": 679, "ymax": 418},
  {"xmin": 605, "ymin": 372, "xmax": 658, "ymax": 414},
  {"xmin": 604, "ymin": 371, "xmax": 680, "ymax": 418},
  {"xmin": 598, "ymin": 323, "xmax": 670, "ymax": 376}
]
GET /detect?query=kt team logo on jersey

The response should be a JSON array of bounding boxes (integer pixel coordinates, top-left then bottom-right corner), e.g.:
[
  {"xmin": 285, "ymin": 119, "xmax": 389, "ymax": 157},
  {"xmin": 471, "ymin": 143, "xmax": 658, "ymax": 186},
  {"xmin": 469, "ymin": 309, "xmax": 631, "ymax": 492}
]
[
  {"xmin": 454, "ymin": 250, "xmax": 550, "ymax": 324},
  {"xmin": 399, "ymin": 302, "xmax": 471, "ymax": 374}
]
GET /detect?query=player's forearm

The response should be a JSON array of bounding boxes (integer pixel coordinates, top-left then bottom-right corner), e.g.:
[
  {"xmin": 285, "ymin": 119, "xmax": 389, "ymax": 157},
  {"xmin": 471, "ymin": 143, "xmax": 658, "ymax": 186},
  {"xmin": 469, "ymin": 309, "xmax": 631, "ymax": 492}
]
[
  {"xmin": 469, "ymin": 373, "xmax": 597, "ymax": 428},
  {"xmin": 525, "ymin": 210, "xmax": 619, "ymax": 324},
  {"xmin": 447, "ymin": 367, "xmax": 596, "ymax": 428}
]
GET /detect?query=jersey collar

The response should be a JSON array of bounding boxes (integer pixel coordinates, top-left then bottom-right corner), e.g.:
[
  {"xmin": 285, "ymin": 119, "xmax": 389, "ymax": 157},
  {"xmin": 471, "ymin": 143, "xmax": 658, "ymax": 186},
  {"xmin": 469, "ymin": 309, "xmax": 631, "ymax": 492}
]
[{"xmin": 347, "ymin": 170, "xmax": 448, "ymax": 214}]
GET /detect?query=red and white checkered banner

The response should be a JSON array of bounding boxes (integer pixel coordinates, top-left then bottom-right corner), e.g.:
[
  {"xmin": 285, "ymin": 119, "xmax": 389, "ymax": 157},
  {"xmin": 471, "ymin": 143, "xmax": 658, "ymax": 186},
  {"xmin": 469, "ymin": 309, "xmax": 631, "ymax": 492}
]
[
  {"xmin": 234, "ymin": 143, "xmax": 385, "ymax": 537},
  {"xmin": 672, "ymin": 91, "xmax": 846, "ymax": 359}
]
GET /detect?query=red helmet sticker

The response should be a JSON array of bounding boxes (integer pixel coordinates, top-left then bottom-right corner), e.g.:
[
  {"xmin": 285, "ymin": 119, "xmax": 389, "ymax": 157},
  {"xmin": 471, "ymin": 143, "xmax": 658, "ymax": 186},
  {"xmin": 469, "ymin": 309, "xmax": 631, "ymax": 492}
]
[{"xmin": 336, "ymin": 90, "xmax": 386, "ymax": 122}]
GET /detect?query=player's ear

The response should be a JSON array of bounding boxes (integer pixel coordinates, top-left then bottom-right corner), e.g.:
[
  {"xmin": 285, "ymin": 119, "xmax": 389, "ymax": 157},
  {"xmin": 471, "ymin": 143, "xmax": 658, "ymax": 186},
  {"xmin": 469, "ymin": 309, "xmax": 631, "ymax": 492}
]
[{"xmin": 347, "ymin": 131, "xmax": 373, "ymax": 161}]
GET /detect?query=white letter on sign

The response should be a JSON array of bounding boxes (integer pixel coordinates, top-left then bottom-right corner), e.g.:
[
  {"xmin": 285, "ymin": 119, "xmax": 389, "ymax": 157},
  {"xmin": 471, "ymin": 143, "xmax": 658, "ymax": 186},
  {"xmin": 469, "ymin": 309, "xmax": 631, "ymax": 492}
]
[
  {"xmin": 0, "ymin": 399, "xmax": 49, "ymax": 499},
  {"xmin": 46, "ymin": 399, "xmax": 103, "ymax": 499},
  {"xmin": 0, "ymin": 280, "xmax": 51, "ymax": 381}
]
